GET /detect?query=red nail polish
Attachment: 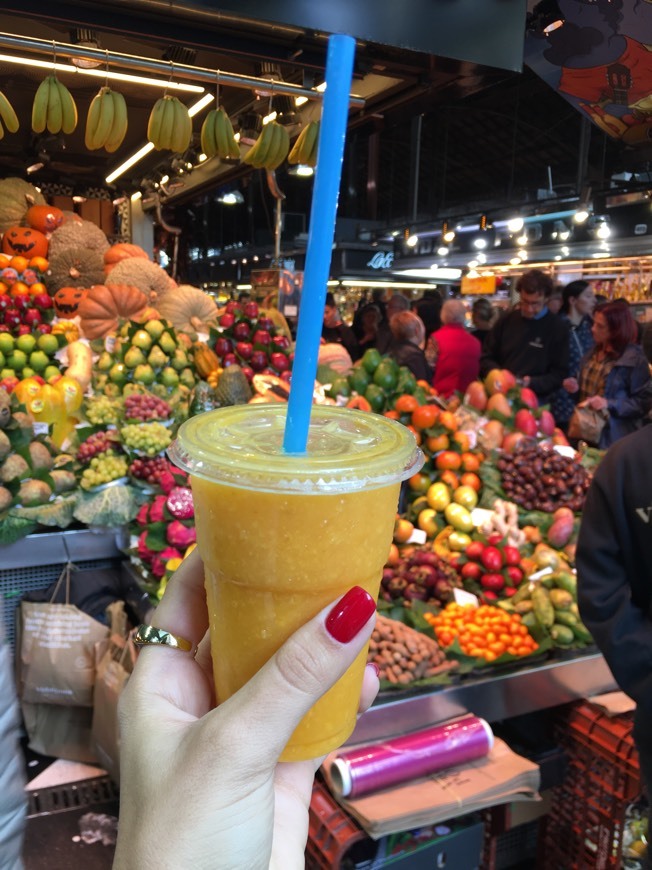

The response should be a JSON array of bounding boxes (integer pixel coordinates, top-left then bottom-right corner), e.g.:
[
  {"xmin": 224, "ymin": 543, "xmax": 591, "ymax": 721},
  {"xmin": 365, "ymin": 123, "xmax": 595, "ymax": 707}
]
[{"xmin": 326, "ymin": 586, "xmax": 376, "ymax": 643}]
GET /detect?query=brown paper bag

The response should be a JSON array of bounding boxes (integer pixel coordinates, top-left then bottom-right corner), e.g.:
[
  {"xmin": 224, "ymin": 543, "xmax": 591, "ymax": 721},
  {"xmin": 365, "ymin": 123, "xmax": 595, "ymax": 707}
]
[
  {"xmin": 21, "ymin": 702, "xmax": 97, "ymax": 763},
  {"xmin": 18, "ymin": 563, "xmax": 109, "ymax": 707},
  {"xmin": 91, "ymin": 602, "xmax": 138, "ymax": 784},
  {"xmin": 567, "ymin": 404, "xmax": 608, "ymax": 445}
]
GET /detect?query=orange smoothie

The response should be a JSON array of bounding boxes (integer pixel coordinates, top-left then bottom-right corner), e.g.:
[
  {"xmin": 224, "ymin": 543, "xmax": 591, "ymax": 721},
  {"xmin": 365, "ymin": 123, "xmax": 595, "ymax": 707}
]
[{"xmin": 170, "ymin": 405, "xmax": 422, "ymax": 761}]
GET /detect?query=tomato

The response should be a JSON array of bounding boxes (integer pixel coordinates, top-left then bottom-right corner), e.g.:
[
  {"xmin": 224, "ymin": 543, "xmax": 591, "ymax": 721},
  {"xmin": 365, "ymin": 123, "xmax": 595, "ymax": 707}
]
[
  {"xmin": 480, "ymin": 572, "xmax": 505, "ymax": 591},
  {"xmin": 448, "ymin": 531, "xmax": 472, "ymax": 551},
  {"xmin": 439, "ymin": 411, "xmax": 458, "ymax": 432},
  {"xmin": 411, "ymin": 404, "xmax": 439, "ymax": 430},
  {"xmin": 460, "ymin": 472, "xmax": 481, "ymax": 492},
  {"xmin": 465, "ymin": 541, "xmax": 485, "ymax": 562},
  {"xmin": 453, "ymin": 485, "xmax": 478, "ymax": 511},
  {"xmin": 503, "ymin": 586, "xmax": 519, "ymax": 597},
  {"xmin": 481, "ymin": 546, "xmax": 503, "ymax": 572},
  {"xmin": 383, "ymin": 410, "xmax": 400, "ymax": 420},
  {"xmin": 505, "ymin": 566, "xmax": 524, "ymax": 586},
  {"xmin": 439, "ymin": 469, "xmax": 459, "ymax": 490},
  {"xmin": 435, "ymin": 451, "xmax": 462, "ymax": 471},
  {"xmin": 486, "ymin": 532, "xmax": 504, "ymax": 546},
  {"xmin": 452, "ymin": 430, "xmax": 470, "ymax": 452},
  {"xmin": 427, "ymin": 482, "xmax": 451, "ymax": 512},
  {"xmin": 444, "ymin": 502, "xmax": 474, "ymax": 533},
  {"xmin": 406, "ymin": 424, "xmax": 422, "ymax": 446},
  {"xmin": 425, "ymin": 433, "xmax": 449, "ymax": 453},
  {"xmin": 461, "ymin": 561, "xmax": 482, "ymax": 580},
  {"xmin": 502, "ymin": 546, "xmax": 521, "ymax": 567},
  {"xmin": 482, "ymin": 590, "xmax": 499, "ymax": 601}
]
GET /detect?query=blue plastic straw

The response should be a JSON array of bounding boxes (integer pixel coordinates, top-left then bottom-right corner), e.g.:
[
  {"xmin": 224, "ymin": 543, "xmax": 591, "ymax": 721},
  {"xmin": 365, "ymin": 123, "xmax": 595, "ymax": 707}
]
[{"xmin": 283, "ymin": 33, "xmax": 356, "ymax": 454}]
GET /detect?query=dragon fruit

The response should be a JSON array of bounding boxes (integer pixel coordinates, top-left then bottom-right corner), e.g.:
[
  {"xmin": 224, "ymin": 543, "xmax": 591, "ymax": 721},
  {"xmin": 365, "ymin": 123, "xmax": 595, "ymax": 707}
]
[
  {"xmin": 151, "ymin": 546, "xmax": 183, "ymax": 579},
  {"xmin": 135, "ymin": 503, "xmax": 150, "ymax": 526},
  {"xmin": 166, "ymin": 486, "xmax": 194, "ymax": 520},
  {"xmin": 166, "ymin": 520, "xmax": 196, "ymax": 548},
  {"xmin": 149, "ymin": 494, "xmax": 168, "ymax": 524},
  {"xmin": 158, "ymin": 470, "xmax": 176, "ymax": 494},
  {"xmin": 137, "ymin": 530, "xmax": 155, "ymax": 562}
]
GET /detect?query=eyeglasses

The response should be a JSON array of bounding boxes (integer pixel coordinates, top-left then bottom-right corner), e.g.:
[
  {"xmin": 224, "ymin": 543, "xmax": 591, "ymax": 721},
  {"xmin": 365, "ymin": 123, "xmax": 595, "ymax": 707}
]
[{"xmin": 519, "ymin": 297, "xmax": 545, "ymax": 311}]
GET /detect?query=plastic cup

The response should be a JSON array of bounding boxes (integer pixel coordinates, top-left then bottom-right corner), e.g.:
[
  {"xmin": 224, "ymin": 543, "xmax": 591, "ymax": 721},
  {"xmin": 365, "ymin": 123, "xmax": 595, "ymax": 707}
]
[{"xmin": 169, "ymin": 404, "xmax": 423, "ymax": 761}]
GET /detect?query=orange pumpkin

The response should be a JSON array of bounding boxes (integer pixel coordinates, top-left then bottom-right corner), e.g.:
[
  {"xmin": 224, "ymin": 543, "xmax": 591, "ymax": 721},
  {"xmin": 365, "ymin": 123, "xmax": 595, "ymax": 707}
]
[
  {"xmin": 25, "ymin": 204, "xmax": 64, "ymax": 234},
  {"xmin": 2, "ymin": 226, "xmax": 49, "ymax": 259},
  {"xmin": 54, "ymin": 286, "xmax": 89, "ymax": 316},
  {"xmin": 77, "ymin": 283, "xmax": 148, "ymax": 339},
  {"xmin": 103, "ymin": 243, "xmax": 149, "ymax": 274}
]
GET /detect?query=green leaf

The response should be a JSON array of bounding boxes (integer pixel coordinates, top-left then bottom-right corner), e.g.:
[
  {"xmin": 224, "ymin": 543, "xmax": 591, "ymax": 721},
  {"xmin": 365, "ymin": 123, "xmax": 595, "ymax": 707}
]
[
  {"xmin": 8, "ymin": 493, "xmax": 78, "ymax": 527},
  {"xmin": 145, "ymin": 524, "xmax": 168, "ymax": 553},
  {"xmin": 0, "ymin": 514, "xmax": 37, "ymax": 545},
  {"xmin": 73, "ymin": 484, "xmax": 140, "ymax": 527}
]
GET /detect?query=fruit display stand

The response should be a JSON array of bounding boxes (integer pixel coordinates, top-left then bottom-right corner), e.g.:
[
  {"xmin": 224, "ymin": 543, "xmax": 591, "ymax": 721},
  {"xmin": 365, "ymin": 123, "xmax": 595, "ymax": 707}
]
[{"xmin": 0, "ymin": 526, "xmax": 123, "ymax": 652}]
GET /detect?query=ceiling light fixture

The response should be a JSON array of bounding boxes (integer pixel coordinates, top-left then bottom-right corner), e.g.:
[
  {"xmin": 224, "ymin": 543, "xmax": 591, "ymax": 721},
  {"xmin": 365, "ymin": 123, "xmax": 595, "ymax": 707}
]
[
  {"xmin": 217, "ymin": 190, "xmax": 245, "ymax": 205},
  {"xmin": 406, "ymin": 234, "xmax": 419, "ymax": 247},
  {"xmin": 437, "ymin": 246, "xmax": 449, "ymax": 256},
  {"xmin": 507, "ymin": 217, "xmax": 524, "ymax": 233},
  {"xmin": 473, "ymin": 237, "xmax": 487, "ymax": 249},
  {"xmin": 69, "ymin": 28, "xmax": 102, "ymax": 69},
  {"xmin": 0, "ymin": 52, "xmax": 205, "ymax": 92},
  {"xmin": 574, "ymin": 207, "xmax": 590, "ymax": 224},
  {"xmin": 516, "ymin": 233, "xmax": 528, "ymax": 246},
  {"xmin": 442, "ymin": 222, "xmax": 456, "ymax": 243},
  {"xmin": 288, "ymin": 164, "xmax": 314, "ymax": 177}
]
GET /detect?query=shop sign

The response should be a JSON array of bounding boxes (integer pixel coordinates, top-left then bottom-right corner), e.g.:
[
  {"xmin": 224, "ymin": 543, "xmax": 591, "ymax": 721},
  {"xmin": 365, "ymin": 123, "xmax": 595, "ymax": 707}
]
[
  {"xmin": 461, "ymin": 275, "xmax": 496, "ymax": 295},
  {"xmin": 366, "ymin": 251, "xmax": 394, "ymax": 269}
]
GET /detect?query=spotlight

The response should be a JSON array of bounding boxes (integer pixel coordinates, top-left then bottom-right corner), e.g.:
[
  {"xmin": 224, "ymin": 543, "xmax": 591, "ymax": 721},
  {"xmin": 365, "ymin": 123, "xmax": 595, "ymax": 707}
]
[
  {"xmin": 527, "ymin": 0, "xmax": 565, "ymax": 35},
  {"xmin": 287, "ymin": 164, "xmax": 314, "ymax": 177},
  {"xmin": 217, "ymin": 190, "xmax": 244, "ymax": 205},
  {"xmin": 595, "ymin": 219, "xmax": 611, "ymax": 239},
  {"xmin": 442, "ymin": 222, "xmax": 456, "ymax": 243},
  {"xmin": 574, "ymin": 207, "xmax": 590, "ymax": 224},
  {"xmin": 273, "ymin": 95, "xmax": 297, "ymax": 126},
  {"xmin": 406, "ymin": 234, "xmax": 419, "ymax": 248},
  {"xmin": 473, "ymin": 237, "xmax": 487, "ymax": 250},
  {"xmin": 69, "ymin": 28, "xmax": 102, "ymax": 69},
  {"xmin": 507, "ymin": 216, "xmax": 524, "ymax": 233},
  {"xmin": 437, "ymin": 246, "xmax": 449, "ymax": 256}
]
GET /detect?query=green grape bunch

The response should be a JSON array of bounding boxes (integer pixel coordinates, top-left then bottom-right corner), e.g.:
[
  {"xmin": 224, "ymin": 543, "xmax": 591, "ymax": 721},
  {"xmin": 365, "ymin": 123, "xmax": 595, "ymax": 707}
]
[
  {"xmin": 120, "ymin": 422, "xmax": 172, "ymax": 456},
  {"xmin": 80, "ymin": 452, "xmax": 129, "ymax": 490},
  {"xmin": 85, "ymin": 395, "xmax": 123, "ymax": 426}
]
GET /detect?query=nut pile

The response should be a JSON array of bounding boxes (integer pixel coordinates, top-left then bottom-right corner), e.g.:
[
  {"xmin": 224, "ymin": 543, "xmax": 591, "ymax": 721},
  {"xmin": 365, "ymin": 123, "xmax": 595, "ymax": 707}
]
[
  {"xmin": 369, "ymin": 614, "xmax": 457, "ymax": 685},
  {"xmin": 497, "ymin": 444, "xmax": 591, "ymax": 513}
]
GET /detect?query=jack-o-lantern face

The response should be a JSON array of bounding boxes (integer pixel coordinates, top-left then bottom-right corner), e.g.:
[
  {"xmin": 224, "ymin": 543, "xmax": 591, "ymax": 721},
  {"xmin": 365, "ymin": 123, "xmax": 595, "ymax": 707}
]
[
  {"xmin": 2, "ymin": 226, "xmax": 49, "ymax": 259},
  {"xmin": 54, "ymin": 286, "xmax": 88, "ymax": 316}
]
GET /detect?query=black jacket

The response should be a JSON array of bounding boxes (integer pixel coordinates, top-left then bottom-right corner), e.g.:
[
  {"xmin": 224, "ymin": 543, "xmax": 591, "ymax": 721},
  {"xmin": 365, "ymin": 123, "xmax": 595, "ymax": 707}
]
[
  {"xmin": 576, "ymin": 425, "xmax": 652, "ymax": 713},
  {"xmin": 387, "ymin": 339, "xmax": 433, "ymax": 382},
  {"xmin": 480, "ymin": 308, "xmax": 570, "ymax": 401}
]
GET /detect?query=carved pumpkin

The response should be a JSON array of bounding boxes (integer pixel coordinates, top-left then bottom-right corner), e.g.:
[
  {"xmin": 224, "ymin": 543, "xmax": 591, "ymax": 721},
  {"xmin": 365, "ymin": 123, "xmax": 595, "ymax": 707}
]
[
  {"xmin": 54, "ymin": 286, "xmax": 88, "ymax": 316},
  {"xmin": 25, "ymin": 204, "xmax": 64, "ymax": 235},
  {"xmin": 2, "ymin": 226, "xmax": 49, "ymax": 259}
]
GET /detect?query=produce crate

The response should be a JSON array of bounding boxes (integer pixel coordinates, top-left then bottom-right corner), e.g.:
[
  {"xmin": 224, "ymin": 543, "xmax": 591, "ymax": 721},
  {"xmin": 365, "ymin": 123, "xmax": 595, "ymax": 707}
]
[
  {"xmin": 305, "ymin": 779, "xmax": 484, "ymax": 869},
  {"xmin": 539, "ymin": 702, "xmax": 642, "ymax": 870}
]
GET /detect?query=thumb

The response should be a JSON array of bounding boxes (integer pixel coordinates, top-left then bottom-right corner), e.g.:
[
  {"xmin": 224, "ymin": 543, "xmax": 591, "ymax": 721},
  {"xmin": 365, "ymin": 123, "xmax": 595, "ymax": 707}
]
[{"xmin": 203, "ymin": 586, "xmax": 377, "ymax": 765}]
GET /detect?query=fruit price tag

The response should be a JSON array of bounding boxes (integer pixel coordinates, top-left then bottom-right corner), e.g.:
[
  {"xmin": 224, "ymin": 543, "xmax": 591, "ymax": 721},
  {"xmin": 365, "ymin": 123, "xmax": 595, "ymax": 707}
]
[
  {"xmin": 32, "ymin": 422, "xmax": 49, "ymax": 436},
  {"xmin": 407, "ymin": 528, "xmax": 427, "ymax": 545},
  {"xmin": 105, "ymin": 335, "xmax": 116, "ymax": 353},
  {"xmin": 453, "ymin": 588, "xmax": 479, "ymax": 607},
  {"xmin": 528, "ymin": 567, "xmax": 553, "ymax": 583}
]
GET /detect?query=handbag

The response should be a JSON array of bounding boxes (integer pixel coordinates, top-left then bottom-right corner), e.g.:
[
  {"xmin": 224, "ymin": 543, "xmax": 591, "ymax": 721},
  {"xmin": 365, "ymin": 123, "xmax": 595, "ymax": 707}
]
[
  {"xmin": 567, "ymin": 403, "xmax": 608, "ymax": 445},
  {"xmin": 17, "ymin": 562, "xmax": 109, "ymax": 707}
]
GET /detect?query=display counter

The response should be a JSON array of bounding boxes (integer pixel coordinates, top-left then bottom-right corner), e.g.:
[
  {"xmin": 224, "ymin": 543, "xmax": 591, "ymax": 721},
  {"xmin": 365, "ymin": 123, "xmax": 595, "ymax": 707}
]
[{"xmin": 349, "ymin": 649, "xmax": 616, "ymax": 744}]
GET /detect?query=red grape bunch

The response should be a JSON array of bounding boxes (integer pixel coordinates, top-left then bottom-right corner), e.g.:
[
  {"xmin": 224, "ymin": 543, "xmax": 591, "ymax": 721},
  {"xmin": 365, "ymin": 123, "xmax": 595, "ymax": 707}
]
[
  {"xmin": 129, "ymin": 456, "xmax": 173, "ymax": 486},
  {"xmin": 76, "ymin": 431, "xmax": 119, "ymax": 464},
  {"xmin": 124, "ymin": 393, "xmax": 172, "ymax": 423}
]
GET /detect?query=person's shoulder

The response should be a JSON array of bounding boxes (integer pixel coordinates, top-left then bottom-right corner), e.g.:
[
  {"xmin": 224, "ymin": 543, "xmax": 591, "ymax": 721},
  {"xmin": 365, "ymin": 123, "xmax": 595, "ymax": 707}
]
[{"xmin": 596, "ymin": 424, "xmax": 652, "ymax": 475}]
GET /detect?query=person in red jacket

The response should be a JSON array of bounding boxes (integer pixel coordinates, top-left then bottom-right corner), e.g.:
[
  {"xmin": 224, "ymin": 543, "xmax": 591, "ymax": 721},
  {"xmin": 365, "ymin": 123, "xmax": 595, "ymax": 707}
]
[{"xmin": 427, "ymin": 299, "xmax": 481, "ymax": 397}]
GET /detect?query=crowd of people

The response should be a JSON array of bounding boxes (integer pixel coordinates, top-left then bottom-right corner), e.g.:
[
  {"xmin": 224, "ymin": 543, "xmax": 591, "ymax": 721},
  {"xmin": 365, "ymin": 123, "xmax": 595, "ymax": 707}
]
[{"xmin": 322, "ymin": 271, "xmax": 652, "ymax": 448}]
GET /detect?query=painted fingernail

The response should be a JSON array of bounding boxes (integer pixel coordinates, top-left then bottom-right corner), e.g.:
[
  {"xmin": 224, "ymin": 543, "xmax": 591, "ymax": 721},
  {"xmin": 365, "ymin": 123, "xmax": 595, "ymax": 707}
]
[
  {"xmin": 368, "ymin": 662, "xmax": 380, "ymax": 678},
  {"xmin": 326, "ymin": 586, "xmax": 376, "ymax": 643}
]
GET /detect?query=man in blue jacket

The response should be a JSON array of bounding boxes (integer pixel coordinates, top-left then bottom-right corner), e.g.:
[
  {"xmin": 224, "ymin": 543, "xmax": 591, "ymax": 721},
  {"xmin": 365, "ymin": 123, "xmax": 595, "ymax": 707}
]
[{"xmin": 577, "ymin": 426, "xmax": 652, "ymax": 856}]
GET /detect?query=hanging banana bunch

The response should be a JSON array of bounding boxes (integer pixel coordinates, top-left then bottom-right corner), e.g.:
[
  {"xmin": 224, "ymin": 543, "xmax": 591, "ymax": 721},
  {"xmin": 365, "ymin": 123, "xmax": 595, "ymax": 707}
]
[
  {"xmin": 242, "ymin": 120, "xmax": 290, "ymax": 171},
  {"xmin": 32, "ymin": 75, "xmax": 78, "ymax": 135},
  {"xmin": 288, "ymin": 120, "xmax": 320, "ymax": 168},
  {"xmin": 85, "ymin": 87, "xmax": 128, "ymax": 152},
  {"xmin": 0, "ymin": 89, "xmax": 19, "ymax": 141},
  {"xmin": 147, "ymin": 95, "xmax": 192, "ymax": 152},
  {"xmin": 200, "ymin": 107, "xmax": 240, "ymax": 160}
]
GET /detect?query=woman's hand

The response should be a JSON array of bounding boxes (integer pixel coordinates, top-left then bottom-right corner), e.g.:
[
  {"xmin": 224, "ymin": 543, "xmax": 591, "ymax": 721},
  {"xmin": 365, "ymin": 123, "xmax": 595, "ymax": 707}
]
[
  {"xmin": 113, "ymin": 549, "xmax": 379, "ymax": 870},
  {"xmin": 563, "ymin": 377, "xmax": 579, "ymax": 394},
  {"xmin": 584, "ymin": 395, "xmax": 608, "ymax": 411}
]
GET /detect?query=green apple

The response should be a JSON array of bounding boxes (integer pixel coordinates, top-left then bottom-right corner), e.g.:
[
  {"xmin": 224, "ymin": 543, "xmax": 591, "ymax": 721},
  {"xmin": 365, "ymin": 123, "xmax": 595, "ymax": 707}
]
[
  {"xmin": 44, "ymin": 365, "xmax": 60, "ymax": 382},
  {"xmin": 16, "ymin": 333, "xmax": 36, "ymax": 355},
  {"xmin": 0, "ymin": 351, "xmax": 5, "ymax": 370},
  {"xmin": 36, "ymin": 333, "xmax": 59, "ymax": 356},
  {"xmin": 144, "ymin": 320, "xmax": 166, "ymax": 341},
  {"xmin": 0, "ymin": 334, "xmax": 14, "ymax": 356},
  {"xmin": 21, "ymin": 366, "xmax": 35, "ymax": 379},
  {"xmin": 28, "ymin": 350, "xmax": 49, "ymax": 373},
  {"xmin": 7, "ymin": 350, "xmax": 27, "ymax": 372}
]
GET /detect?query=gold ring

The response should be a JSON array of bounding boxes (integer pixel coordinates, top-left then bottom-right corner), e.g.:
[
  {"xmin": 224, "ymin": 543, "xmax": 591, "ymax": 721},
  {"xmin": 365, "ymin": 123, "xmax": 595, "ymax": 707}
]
[{"xmin": 134, "ymin": 624, "xmax": 195, "ymax": 653}]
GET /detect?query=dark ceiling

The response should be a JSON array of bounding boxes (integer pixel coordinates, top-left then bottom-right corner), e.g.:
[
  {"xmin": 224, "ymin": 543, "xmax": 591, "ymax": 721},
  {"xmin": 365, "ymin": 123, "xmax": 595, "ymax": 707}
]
[{"xmin": 0, "ymin": 0, "xmax": 643, "ymax": 237}]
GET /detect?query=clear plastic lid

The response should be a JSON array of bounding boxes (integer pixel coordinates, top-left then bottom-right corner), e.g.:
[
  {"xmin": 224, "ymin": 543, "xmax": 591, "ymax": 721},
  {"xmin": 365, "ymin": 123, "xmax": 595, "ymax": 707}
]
[{"xmin": 169, "ymin": 404, "xmax": 423, "ymax": 494}]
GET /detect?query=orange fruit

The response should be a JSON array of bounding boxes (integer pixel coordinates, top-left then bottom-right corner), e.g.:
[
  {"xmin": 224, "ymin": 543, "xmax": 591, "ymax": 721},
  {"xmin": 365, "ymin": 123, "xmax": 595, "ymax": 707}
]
[
  {"xmin": 394, "ymin": 394, "xmax": 420, "ymax": 414},
  {"xmin": 408, "ymin": 472, "xmax": 431, "ymax": 494},
  {"xmin": 438, "ymin": 410, "xmax": 458, "ymax": 432},
  {"xmin": 28, "ymin": 282, "xmax": 47, "ymax": 297},
  {"xmin": 411, "ymin": 404, "xmax": 439, "ymax": 430},
  {"xmin": 393, "ymin": 517, "xmax": 414, "ymax": 544},
  {"xmin": 406, "ymin": 424, "xmax": 422, "ymax": 446},
  {"xmin": 460, "ymin": 472, "xmax": 482, "ymax": 492},
  {"xmin": 461, "ymin": 452, "xmax": 481, "ymax": 472},
  {"xmin": 452, "ymin": 431, "xmax": 470, "ymax": 452},
  {"xmin": 28, "ymin": 256, "xmax": 49, "ymax": 272},
  {"xmin": 0, "ymin": 282, "xmax": 8, "ymax": 296},
  {"xmin": 10, "ymin": 281, "xmax": 29, "ymax": 297},
  {"xmin": 435, "ymin": 450, "xmax": 462, "ymax": 471},
  {"xmin": 9, "ymin": 256, "xmax": 29, "ymax": 273},
  {"xmin": 439, "ymin": 469, "xmax": 460, "ymax": 490},
  {"xmin": 0, "ymin": 254, "xmax": 11, "ymax": 269},
  {"xmin": 383, "ymin": 409, "xmax": 400, "ymax": 420},
  {"xmin": 426, "ymin": 433, "xmax": 449, "ymax": 453}
]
